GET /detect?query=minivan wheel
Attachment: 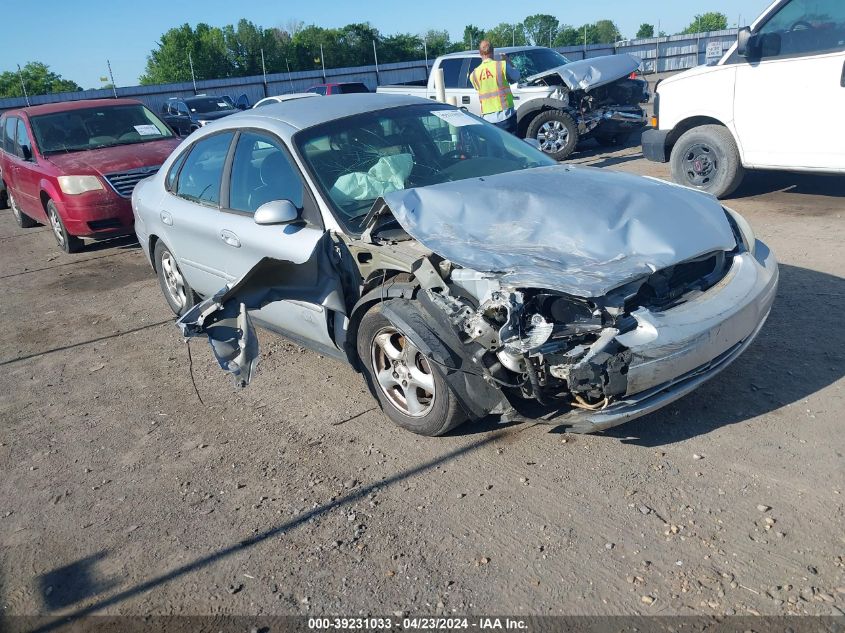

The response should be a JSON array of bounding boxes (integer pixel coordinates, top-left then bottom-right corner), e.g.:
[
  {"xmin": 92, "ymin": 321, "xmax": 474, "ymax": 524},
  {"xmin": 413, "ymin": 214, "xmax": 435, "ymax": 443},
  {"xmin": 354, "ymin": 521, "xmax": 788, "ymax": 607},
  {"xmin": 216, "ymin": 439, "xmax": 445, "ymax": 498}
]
[
  {"xmin": 525, "ymin": 110, "xmax": 579, "ymax": 161},
  {"xmin": 46, "ymin": 200, "xmax": 83, "ymax": 252},
  {"xmin": 9, "ymin": 191, "xmax": 37, "ymax": 228},
  {"xmin": 357, "ymin": 304, "xmax": 466, "ymax": 436},
  {"xmin": 670, "ymin": 124, "xmax": 745, "ymax": 199},
  {"xmin": 154, "ymin": 240, "xmax": 198, "ymax": 316}
]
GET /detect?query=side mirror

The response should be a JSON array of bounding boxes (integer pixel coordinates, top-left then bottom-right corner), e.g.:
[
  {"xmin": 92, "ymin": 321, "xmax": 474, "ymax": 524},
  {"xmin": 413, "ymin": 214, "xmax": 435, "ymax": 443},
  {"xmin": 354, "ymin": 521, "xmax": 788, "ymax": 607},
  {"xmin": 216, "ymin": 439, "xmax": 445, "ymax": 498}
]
[
  {"xmin": 254, "ymin": 199, "xmax": 299, "ymax": 225},
  {"xmin": 21, "ymin": 145, "xmax": 33, "ymax": 161},
  {"xmin": 523, "ymin": 137, "xmax": 541, "ymax": 150},
  {"xmin": 737, "ymin": 27, "xmax": 757, "ymax": 58}
]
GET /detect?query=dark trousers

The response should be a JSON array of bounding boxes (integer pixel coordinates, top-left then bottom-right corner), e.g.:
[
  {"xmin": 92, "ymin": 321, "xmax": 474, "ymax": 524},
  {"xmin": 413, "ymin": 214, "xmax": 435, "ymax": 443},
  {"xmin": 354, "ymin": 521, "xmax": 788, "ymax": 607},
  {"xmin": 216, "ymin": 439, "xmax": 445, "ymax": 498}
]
[{"xmin": 492, "ymin": 115, "xmax": 517, "ymax": 135}]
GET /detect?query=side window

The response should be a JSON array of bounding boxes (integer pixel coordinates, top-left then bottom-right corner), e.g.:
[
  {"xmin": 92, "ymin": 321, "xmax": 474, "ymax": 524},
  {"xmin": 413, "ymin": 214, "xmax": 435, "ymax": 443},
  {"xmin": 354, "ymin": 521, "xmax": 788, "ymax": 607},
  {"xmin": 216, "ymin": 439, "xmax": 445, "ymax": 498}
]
[
  {"xmin": 439, "ymin": 59, "xmax": 463, "ymax": 88},
  {"xmin": 466, "ymin": 58, "xmax": 481, "ymax": 86},
  {"xmin": 0, "ymin": 117, "xmax": 7, "ymax": 154},
  {"xmin": 176, "ymin": 102, "xmax": 189, "ymax": 115},
  {"xmin": 314, "ymin": 86, "xmax": 327, "ymax": 96},
  {"xmin": 757, "ymin": 0, "xmax": 845, "ymax": 58},
  {"xmin": 16, "ymin": 119, "xmax": 33, "ymax": 160},
  {"xmin": 165, "ymin": 148, "xmax": 190, "ymax": 193},
  {"xmin": 228, "ymin": 131, "xmax": 303, "ymax": 213},
  {"xmin": 3, "ymin": 117, "xmax": 17, "ymax": 155},
  {"xmin": 175, "ymin": 132, "xmax": 233, "ymax": 206}
]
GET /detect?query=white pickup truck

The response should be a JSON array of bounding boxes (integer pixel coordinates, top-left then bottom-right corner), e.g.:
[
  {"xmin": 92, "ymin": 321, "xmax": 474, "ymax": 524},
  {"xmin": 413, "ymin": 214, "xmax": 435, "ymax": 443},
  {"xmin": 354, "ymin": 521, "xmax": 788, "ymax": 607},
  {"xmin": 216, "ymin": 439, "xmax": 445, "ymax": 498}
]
[
  {"xmin": 378, "ymin": 46, "xmax": 649, "ymax": 160},
  {"xmin": 642, "ymin": 0, "xmax": 845, "ymax": 197}
]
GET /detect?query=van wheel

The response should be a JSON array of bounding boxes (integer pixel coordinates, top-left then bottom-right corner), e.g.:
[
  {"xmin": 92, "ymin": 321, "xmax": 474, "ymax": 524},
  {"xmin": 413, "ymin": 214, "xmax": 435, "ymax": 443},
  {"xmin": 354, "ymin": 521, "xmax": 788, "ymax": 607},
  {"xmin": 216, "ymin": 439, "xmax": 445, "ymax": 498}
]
[
  {"xmin": 47, "ymin": 200, "xmax": 83, "ymax": 252},
  {"xmin": 9, "ymin": 191, "xmax": 37, "ymax": 228},
  {"xmin": 154, "ymin": 240, "xmax": 198, "ymax": 316},
  {"xmin": 357, "ymin": 303, "xmax": 466, "ymax": 436},
  {"xmin": 670, "ymin": 125, "xmax": 745, "ymax": 199},
  {"xmin": 525, "ymin": 110, "xmax": 579, "ymax": 161}
]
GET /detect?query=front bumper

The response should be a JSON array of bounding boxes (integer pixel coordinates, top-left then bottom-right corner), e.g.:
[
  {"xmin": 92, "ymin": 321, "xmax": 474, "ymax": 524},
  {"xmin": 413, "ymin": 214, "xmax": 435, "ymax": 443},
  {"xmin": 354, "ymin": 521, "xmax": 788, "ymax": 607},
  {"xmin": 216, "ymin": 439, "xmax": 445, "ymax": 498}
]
[
  {"xmin": 60, "ymin": 196, "xmax": 134, "ymax": 238},
  {"xmin": 641, "ymin": 128, "xmax": 670, "ymax": 162},
  {"xmin": 561, "ymin": 240, "xmax": 779, "ymax": 433}
]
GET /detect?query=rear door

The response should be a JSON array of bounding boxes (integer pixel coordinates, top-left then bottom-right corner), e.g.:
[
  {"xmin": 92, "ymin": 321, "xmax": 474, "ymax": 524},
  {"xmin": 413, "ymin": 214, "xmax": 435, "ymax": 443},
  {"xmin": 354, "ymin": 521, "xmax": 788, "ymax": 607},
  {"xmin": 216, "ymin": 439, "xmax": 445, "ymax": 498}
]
[
  {"xmin": 733, "ymin": 0, "xmax": 845, "ymax": 169},
  {"xmin": 11, "ymin": 118, "xmax": 43, "ymax": 218},
  {"xmin": 441, "ymin": 57, "xmax": 480, "ymax": 113},
  {"xmin": 160, "ymin": 131, "xmax": 235, "ymax": 297},
  {"xmin": 216, "ymin": 129, "xmax": 338, "ymax": 349}
]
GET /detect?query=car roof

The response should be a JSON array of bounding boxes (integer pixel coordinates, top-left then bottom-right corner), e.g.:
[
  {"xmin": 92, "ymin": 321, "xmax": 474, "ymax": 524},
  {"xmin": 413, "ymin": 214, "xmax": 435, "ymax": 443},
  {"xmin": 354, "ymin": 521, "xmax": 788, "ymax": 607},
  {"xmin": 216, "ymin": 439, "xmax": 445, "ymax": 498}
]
[
  {"xmin": 244, "ymin": 93, "xmax": 434, "ymax": 131},
  {"xmin": 4, "ymin": 98, "xmax": 143, "ymax": 118},
  {"xmin": 439, "ymin": 45, "xmax": 544, "ymax": 59}
]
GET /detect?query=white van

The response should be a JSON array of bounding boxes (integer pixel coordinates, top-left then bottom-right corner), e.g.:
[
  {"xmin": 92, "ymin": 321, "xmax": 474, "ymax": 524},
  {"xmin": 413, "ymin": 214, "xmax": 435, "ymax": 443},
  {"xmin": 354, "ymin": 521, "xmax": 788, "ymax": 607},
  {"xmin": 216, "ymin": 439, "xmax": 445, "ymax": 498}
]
[{"xmin": 642, "ymin": 0, "xmax": 845, "ymax": 197}]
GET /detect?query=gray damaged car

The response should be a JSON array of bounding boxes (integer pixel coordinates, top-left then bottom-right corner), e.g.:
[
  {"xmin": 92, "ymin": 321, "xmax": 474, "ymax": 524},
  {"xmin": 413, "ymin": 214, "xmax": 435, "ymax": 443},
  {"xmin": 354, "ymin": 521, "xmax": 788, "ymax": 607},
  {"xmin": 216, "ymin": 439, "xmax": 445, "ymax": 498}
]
[{"xmin": 133, "ymin": 94, "xmax": 778, "ymax": 436}]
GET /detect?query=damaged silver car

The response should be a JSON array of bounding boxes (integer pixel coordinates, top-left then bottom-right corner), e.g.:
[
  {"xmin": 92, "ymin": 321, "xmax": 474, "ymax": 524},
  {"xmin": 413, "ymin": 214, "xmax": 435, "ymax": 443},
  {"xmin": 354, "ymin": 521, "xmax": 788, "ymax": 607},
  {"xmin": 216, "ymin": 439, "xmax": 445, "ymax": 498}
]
[{"xmin": 133, "ymin": 94, "xmax": 778, "ymax": 436}]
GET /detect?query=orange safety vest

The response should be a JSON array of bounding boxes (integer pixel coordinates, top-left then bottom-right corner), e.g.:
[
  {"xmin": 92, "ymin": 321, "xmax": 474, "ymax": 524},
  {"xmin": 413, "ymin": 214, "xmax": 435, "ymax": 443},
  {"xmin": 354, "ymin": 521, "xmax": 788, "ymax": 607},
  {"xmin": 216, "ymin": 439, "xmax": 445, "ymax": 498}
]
[{"xmin": 470, "ymin": 58, "xmax": 515, "ymax": 115}]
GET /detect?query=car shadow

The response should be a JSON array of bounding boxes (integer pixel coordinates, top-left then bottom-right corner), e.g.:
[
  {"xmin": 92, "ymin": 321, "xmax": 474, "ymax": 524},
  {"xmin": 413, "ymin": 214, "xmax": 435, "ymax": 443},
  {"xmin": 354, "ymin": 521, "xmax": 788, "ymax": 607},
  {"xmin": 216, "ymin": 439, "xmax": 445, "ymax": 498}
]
[
  {"xmin": 591, "ymin": 263, "xmax": 845, "ymax": 446},
  {"xmin": 81, "ymin": 234, "xmax": 140, "ymax": 253},
  {"xmin": 729, "ymin": 170, "xmax": 845, "ymax": 200}
]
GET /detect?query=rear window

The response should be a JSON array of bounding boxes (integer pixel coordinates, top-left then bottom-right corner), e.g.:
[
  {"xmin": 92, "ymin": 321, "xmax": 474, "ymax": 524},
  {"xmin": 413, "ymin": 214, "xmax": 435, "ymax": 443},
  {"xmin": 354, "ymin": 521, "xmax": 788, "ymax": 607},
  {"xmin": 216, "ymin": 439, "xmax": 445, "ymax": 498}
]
[
  {"xmin": 2, "ymin": 117, "xmax": 16, "ymax": 155},
  {"xmin": 339, "ymin": 83, "xmax": 369, "ymax": 94}
]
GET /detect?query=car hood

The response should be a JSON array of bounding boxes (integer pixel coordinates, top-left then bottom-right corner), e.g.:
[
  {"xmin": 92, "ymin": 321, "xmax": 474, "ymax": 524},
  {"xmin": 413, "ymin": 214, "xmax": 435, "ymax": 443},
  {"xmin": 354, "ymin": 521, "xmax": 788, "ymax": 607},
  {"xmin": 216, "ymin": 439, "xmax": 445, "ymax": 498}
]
[
  {"xmin": 526, "ymin": 53, "xmax": 641, "ymax": 91},
  {"xmin": 45, "ymin": 138, "xmax": 181, "ymax": 175},
  {"xmin": 381, "ymin": 164, "xmax": 737, "ymax": 298}
]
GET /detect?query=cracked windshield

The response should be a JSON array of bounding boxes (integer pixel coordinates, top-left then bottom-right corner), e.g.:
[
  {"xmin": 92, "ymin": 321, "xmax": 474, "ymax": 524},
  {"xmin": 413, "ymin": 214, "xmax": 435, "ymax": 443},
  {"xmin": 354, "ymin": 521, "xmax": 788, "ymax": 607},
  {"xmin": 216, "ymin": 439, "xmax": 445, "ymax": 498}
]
[{"xmin": 297, "ymin": 104, "xmax": 555, "ymax": 232}]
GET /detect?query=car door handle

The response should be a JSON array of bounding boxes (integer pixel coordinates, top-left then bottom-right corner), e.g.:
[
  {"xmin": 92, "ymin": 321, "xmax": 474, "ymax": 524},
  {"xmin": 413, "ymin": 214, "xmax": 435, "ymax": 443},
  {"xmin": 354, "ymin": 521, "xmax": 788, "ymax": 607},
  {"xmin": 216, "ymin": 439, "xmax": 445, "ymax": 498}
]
[
  {"xmin": 220, "ymin": 229, "xmax": 241, "ymax": 248},
  {"xmin": 461, "ymin": 96, "xmax": 471, "ymax": 104},
  {"xmin": 160, "ymin": 210, "xmax": 173, "ymax": 226}
]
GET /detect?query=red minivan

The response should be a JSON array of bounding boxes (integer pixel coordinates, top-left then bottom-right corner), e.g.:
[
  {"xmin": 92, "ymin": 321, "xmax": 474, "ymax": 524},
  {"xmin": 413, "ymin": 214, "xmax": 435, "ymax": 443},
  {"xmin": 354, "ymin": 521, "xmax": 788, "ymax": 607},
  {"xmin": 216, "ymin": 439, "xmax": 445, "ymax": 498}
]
[{"xmin": 0, "ymin": 99, "xmax": 180, "ymax": 252}]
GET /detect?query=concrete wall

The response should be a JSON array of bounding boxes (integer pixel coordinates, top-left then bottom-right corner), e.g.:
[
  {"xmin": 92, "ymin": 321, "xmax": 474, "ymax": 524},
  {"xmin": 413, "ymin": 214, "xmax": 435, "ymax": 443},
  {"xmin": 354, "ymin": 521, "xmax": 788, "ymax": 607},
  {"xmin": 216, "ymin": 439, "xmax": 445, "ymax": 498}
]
[{"xmin": 0, "ymin": 29, "xmax": 740, "ymax": 113}]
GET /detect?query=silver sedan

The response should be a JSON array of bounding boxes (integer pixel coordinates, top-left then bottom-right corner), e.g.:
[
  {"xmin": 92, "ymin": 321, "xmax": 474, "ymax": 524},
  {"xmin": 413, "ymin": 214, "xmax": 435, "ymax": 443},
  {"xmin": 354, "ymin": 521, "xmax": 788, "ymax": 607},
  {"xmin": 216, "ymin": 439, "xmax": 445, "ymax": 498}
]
[{"xmin": 133, "ymin": 94, "xmax": 777, "ymax": 436}]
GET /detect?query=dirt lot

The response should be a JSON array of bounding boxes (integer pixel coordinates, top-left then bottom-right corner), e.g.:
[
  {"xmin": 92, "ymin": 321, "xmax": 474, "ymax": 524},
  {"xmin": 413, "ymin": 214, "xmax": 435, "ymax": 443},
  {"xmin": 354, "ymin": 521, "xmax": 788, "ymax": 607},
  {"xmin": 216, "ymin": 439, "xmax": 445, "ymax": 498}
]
[{"xmin": 1, "ymin": 138, "xmax": 843, "ymax": 625}]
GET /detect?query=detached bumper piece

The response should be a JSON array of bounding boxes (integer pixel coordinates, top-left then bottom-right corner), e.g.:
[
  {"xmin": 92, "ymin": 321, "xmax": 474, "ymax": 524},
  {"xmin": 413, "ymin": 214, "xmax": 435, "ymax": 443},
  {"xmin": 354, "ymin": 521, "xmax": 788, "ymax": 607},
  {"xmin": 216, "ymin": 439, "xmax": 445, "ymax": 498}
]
[{"xmin": 641, "ymin": 128, "xmax": 671, "ymax": 163}]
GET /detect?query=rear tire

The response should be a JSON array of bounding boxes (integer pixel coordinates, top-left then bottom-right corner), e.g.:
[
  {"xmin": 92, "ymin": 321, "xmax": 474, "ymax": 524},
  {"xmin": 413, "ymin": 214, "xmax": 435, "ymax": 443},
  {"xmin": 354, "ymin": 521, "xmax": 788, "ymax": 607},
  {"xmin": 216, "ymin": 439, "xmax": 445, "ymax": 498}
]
[
  {"xmin": 670, "ymin": 124, "xmax": 745, "ymax": 199},
  {"xmin": 154, "ymin": 240, "xmax": 198, "ymax": 316},
  {"xmin": 46, "ymin": 200, "xmax": 82, "ymax": 252},
  {"xmin": 9, "ymin": 191, "xmax": 37, "ymax": 228},
  {"xmin": 525, "ymin": 110, "xmax": 579, "ymax": 161},
  {"xmin": 357, "ymin": 303, "xmax": 466, "ymax": 436}
]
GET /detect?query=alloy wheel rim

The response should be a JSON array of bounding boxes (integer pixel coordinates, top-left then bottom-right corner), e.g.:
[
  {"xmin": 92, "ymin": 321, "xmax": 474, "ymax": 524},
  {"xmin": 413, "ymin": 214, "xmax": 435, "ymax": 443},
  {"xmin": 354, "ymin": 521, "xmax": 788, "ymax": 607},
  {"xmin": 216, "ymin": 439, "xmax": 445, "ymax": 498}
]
[
  {"xmin": 371, "ymin": 326, "xmax": 435, "ymax": 418},
  {"xmin": 9, "ymin": 193, "xmax": 21, "ymax": 221},
  {"xmin": 682, "ymin": 143, "xmax": 718, "ymax": 187},
  {"xmin": 48, "ymin": 207, "xmax": 65, "ymax": 245},
  {"xmin": 160, "ymin": 251, "xmax": 186, "ymax": 308},
  {"xmin": 537, "ymin": 120, "xmax": 569, "ymax": 153}
]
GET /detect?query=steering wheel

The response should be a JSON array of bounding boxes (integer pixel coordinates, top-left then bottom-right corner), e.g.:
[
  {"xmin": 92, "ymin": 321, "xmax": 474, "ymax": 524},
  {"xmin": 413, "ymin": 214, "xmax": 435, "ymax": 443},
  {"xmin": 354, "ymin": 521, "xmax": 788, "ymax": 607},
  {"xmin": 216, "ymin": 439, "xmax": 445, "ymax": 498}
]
[{"xmin": 789, "ymin": 20, "xmax": 813, "ymax": 31}]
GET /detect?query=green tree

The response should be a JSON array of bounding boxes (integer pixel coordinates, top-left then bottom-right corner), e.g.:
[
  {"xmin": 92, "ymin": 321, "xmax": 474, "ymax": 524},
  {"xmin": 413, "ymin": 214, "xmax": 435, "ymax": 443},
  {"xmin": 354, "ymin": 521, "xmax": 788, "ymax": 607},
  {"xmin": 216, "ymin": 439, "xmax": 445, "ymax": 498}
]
[
  {"xmin": 380, "ymin": 33, "xmax": 423, "ymax": 63},
  {"xmin": 681, "ymin": 12, "xmax": 728, "ymax": 34},
  {"xmin": 463, "ymin": 24, "xmax": 484, "ymax": 49},
  {"xmin": 0, "ymin": 62, "xmax": 81, "ymax": 98},
  {"xmin": 140, "ymin": 23, "xmax": 230, "ymax": 84},
  {"xmin": 636, "ymin": 23, "xmax": 655, "ymax": 38},
  {"xmin": 421, "ymin": 30, "xmax": 452, "ymax": 57},
  {"xmin": 553, "ymin": 25, "xmax": 581, "ymax": 47},
  {"xmin": 592, "ymin": 19, "xmax": 622, "ymax": 43},
  {"xmin": 523, "ymin": 14, "xmax": 559, "ymax": 47},
  {"xmin": 483, "ymin": 23, "xmax": 527, "ymax": 49}
]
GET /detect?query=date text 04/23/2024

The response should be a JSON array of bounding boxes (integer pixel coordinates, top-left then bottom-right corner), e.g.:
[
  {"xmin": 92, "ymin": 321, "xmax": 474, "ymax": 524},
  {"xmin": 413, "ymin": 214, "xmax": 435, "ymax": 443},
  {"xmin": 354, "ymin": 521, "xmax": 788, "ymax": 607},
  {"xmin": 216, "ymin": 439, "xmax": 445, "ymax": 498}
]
[{"xmin": 307, "ymin": 617, "xmax": 528, "ymax": 630}]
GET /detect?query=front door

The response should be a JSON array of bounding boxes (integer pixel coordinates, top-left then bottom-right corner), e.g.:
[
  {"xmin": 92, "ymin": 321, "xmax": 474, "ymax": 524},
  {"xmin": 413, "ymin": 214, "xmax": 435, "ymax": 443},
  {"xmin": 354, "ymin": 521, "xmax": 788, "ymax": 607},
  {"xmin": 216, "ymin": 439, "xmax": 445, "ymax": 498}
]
[
  {"xmin": 734, "ymin": 0, "xmax": 845, "ymax": 170},
  {"xmin": 216, "ymin": 130, "xmax": 338, "ymax": 350}
]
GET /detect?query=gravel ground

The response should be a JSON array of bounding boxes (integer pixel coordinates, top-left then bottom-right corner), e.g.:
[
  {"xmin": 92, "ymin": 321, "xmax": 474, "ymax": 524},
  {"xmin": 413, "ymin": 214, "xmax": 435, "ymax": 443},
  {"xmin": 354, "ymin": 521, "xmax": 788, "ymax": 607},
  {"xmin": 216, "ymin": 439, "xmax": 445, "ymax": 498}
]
[{"xmin": 0, "ymin": 138, "xmax": 843, "ymax": 623}]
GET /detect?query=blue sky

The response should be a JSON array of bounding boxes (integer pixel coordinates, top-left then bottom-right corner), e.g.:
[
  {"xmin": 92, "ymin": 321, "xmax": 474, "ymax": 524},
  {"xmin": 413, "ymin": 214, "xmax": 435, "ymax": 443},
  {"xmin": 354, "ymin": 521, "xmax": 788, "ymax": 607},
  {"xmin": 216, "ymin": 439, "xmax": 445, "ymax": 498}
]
[{"xmin": 1, "ymin": 0, "xmax": 774, "ymax": 88}]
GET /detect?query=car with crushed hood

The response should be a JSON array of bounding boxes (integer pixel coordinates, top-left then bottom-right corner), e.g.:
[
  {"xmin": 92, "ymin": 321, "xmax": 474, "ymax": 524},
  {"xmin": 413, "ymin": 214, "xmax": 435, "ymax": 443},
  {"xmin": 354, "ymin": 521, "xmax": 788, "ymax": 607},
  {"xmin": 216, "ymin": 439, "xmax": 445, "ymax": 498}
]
[
  {"xmin": 377, "ymin": 46, "xmax": 649, "ymax": 160},
  {"xmin": 132, "ymin": 93, "xmax": 778, "ymax": 436}
]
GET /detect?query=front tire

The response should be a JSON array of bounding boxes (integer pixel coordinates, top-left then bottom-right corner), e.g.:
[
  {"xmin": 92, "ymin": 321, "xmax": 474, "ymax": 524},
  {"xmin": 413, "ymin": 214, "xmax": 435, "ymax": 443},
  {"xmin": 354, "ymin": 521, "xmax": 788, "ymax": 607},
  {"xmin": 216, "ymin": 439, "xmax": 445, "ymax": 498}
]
[
  {"xmin": 357, "ymin": 304, "xmax": 466, "ymax": 436},
  {"xmin": 154, "ymin": 240, "xmax": 198, "ymax": 316},
  {"xmin": 9, "ymin": 191, "xmax": 37, "ymax": 228},
  {"xmin": 46, "ymin": 200, "xmax": 83, "ymax": 252},
  {"xmin": 670, "ymin": 125, "xmax": 745, "ymax": 199},
  {"xmin": 525, "ymin": 110, "xmax": 579, "ymax": 161}
]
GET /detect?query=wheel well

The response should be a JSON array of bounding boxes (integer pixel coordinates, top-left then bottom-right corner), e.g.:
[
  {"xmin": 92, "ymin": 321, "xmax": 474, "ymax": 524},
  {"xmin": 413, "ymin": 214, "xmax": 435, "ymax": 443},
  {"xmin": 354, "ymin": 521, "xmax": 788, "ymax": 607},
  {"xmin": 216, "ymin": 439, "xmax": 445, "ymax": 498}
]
[
  {"xmin": 148, "ymin": 235, "xmax": 160, "ymax": 272},
  {"xmin": 667, "ymin": 116, "xmax": 729, "ymax": 151},
  {"xmin": 39, "ymin": 190, "xmax": 51, "ymax": 212}
]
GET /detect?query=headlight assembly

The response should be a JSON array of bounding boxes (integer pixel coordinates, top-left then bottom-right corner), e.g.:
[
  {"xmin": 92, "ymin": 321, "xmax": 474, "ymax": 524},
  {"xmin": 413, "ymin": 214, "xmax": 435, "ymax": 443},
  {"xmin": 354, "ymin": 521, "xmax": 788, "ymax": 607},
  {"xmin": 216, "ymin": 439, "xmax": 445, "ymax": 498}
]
[{"xmin": 57, "ymin": 175, "xmax": 104, "ymax": 195}]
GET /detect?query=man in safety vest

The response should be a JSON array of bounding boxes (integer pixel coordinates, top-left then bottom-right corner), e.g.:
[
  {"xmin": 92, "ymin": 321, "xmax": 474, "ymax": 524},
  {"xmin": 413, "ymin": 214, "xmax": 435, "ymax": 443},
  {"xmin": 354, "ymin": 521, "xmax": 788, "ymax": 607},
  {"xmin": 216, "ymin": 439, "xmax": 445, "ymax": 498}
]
[{"xmin": 469, "ymin": 40, "xmax": 521, "ymax": 134}]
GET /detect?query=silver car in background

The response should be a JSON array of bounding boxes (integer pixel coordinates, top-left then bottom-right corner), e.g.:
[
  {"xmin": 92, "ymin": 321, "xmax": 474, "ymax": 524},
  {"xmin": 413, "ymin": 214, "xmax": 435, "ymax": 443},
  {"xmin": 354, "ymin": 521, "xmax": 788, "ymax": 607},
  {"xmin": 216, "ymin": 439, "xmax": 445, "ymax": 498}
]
[{"xmin": 132, "ymin": 94, "xmax": 778, "ymax": 436}]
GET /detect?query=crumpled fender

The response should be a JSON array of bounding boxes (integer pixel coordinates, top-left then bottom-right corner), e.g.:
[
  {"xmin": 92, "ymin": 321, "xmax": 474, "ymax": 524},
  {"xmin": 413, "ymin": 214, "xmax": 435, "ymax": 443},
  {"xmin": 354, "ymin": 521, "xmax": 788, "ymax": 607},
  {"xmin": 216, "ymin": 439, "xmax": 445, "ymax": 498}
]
[{"xmin": 378, "ymin": 297, "xmax": 509, "ymax": 421}]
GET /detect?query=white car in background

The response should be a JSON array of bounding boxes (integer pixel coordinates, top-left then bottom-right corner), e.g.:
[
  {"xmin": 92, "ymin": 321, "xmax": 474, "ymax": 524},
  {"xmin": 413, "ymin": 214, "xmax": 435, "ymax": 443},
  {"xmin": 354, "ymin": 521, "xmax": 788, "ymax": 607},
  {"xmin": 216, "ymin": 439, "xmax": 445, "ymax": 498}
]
[
  {"xmin": 643, "ymin": 0, "xmax": 845, "ymax": 198},
  {"xmin": 253, "ymin": 93, "xmax": 320, "ymax": 109}
]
